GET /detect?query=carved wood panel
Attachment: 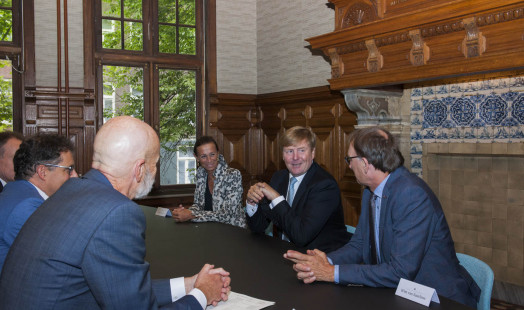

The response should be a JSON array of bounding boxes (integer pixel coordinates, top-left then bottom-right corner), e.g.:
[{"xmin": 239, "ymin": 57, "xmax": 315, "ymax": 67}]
[
  {"xmin": 311, "ymin": 0, "xmax": 524, "ymax": 90},
  {"xmin": 23, "ymin": 87, "xmax": 96, "ymax": 176}
]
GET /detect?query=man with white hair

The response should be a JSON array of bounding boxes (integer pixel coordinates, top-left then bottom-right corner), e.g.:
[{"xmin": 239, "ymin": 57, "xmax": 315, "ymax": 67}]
[{"xmin": 0, "ymin": 116, "xmax": 231, "ymax": 309}]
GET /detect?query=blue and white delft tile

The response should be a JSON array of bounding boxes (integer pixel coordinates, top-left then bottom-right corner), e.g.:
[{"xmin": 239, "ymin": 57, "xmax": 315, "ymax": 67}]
[
  {"xmin": 410, "ymin": 76, "xmax": 524, "ymax": 173},
  {"xmin": 411, "ymin": 88, "xmax": 423, "ymax": 98}
]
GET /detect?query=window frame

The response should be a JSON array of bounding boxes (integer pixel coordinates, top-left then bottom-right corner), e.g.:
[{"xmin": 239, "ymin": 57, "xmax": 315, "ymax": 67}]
[
  {"xmin": 0, "ymin": 0, "xmax": 23, "ymax": 133},
  {"xmin": 91, "ymin": 0, "xmax": 212, "ymax": 193}
]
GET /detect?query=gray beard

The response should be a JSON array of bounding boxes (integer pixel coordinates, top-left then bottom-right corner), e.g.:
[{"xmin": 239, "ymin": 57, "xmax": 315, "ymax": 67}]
[{"xmin": 134, "ymin": 168, "xmax": 155, "ymax": 199}]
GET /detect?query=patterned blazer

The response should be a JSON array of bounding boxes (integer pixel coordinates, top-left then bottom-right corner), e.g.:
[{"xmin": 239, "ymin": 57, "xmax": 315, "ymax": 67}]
[{"xmin": 189, "ymin": 154, "xmax": 246, "ymax": 228}]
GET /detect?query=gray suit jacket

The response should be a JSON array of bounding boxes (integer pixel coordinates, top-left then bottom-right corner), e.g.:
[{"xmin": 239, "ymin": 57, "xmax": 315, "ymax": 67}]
[
  {"xmin": 0, "ymin": 169, "xmax": 201, "ymax": 310},
  {"xmin": 328, "ymin": 167, "xmax": 480, "ymax": 308}
]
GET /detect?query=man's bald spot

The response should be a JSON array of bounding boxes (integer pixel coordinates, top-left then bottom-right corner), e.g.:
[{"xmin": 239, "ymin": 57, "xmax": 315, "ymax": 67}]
[
  {"xmin": 376, "ymin": 129, "xmax": 388, "ymax": 140},
  {"xmin": 92, "ymin": 116, "xmax": 159, "ymax": 177}
]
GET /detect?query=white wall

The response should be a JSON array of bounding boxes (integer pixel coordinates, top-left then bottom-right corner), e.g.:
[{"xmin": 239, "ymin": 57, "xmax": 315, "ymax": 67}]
[
  {"xmin": 216, "ymin": 0, "xmax": 258, "ymax": 94},
  {"xmin": 216, "ymin": 0, "xmax": 334, "ymax": 94}
]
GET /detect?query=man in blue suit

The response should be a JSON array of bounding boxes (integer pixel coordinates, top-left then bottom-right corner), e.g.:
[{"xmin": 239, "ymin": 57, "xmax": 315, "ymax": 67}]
[
  {"xmin": 0, "ymin": 116, "xmax": 231, "ymax": 309},
  {"xmin": 0, "ymin": 131, "xmax": 23, "ymax": 191},
  {"xmin": 0, "ymin": 134, "xmax": 78, "ymax": 273},
  {"xmin": 285, "ymin": 127, "xmax": 480, "ymax": 308}
]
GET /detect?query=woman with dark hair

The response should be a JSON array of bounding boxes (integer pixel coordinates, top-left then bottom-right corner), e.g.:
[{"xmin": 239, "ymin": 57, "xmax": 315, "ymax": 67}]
[{"xmin": 172, "ymin": 136, "xmax": 246, "ymax": 228}]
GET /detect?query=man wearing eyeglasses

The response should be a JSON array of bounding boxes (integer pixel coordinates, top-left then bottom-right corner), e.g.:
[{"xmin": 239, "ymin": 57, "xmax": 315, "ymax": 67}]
[{"xmin": 0, "ymin": 134, "xmax": 77, "ymax": 273}]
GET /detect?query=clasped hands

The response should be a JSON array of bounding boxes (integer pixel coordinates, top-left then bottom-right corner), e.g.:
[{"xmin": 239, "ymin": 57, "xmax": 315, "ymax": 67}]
[
  {"xmin": 186, "ymin": 264, "xmax": 231, "ymax": 306},
  {"xmin": 246, "ymin": 182, "xmax": 279, "ymax": 205},
  {"xmin": 172, "ymin": 204, "xmax": 196, "ymax": 222},
  {"xmin": 283, "ymin": 249, "xmax": 335, "ymax": 284}
]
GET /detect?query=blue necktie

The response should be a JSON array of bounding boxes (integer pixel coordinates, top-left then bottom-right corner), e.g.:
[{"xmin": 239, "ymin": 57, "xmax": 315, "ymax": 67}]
[
  {"xmin": 287, "ymin": 177, "xmax": 298, "ymax": 206},
  {"xmin": 370, "ymin": 194, "xmax": 380, "ymax": 264},
  {"xmin": 282, "ymin": 177, "xmax": 298, "ymax": 242}
]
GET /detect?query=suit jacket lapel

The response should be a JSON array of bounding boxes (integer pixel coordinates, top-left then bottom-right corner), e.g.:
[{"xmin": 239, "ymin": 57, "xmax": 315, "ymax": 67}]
[{"xmin": 377, "ymin": 168, "xmax": 401, "ymax": 260}]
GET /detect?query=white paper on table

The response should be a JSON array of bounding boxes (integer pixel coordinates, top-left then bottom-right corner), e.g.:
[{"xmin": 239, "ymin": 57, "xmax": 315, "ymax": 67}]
[
  {"xmin": 155, "ymin": 207, "xmax": 171, "ymax": 217},
  {"xmin": 206, "ymin": 291, "xmax": 274, "ymax": 310}
]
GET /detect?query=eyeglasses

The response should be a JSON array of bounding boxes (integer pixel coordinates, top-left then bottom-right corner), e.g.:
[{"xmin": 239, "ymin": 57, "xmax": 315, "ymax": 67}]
[
  {"xmin": 41, "ymin": 163, "xmax": 75, "ymax": 175},
  {"xmin": 344, "ymin": 155, "xmax": 360, "ymax": 165}
]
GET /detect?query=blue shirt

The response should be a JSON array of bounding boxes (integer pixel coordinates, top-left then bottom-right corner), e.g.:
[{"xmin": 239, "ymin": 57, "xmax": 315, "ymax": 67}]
[{"xmin": 332, "ymin": 174, "xmax": 391, "ymax": 283}]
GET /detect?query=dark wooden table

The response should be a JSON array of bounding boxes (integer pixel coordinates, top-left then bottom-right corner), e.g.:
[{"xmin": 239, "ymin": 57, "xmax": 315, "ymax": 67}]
[{"xmin": 142, "ymin": 206, "xmax": 472, "ymax": 310}]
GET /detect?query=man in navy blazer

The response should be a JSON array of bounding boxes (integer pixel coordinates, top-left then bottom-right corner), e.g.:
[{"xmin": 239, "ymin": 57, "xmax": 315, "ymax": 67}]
[
  {"xmin": 246, "ymin": 126, "xmax": 351, "ymax": 253},
  {"xmin": 0, "ymin": 116, "xmax": 230, "ymax": 310},
  {"xmin": 285, "ymin": 127, "xmax": 480, "ymax": 308},
  {"xmin": 0, "ymin": 134, "xmax": 77, "ymax": 273}
]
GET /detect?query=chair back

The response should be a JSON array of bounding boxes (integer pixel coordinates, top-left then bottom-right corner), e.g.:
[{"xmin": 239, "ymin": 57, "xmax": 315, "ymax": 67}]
[
  {"xmin": 456, "ymin": 253, "xmax": 494, "ymax": 310},
  {"xmin": 345, "ymin": 225, "xmax": 356, "ymax": 234}
]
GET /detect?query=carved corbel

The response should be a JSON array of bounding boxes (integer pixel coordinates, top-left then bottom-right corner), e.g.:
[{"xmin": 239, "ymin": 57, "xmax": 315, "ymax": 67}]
[
  {"xmin": 365, "ymin": 39, "xmax": 383, "ymax": 73},
  {"xmin": 341, "ymin": 88, "xmax": 402, "ymax": 126},
  {"xmin": 409, "ymin": 29, "xmax": 430, "ymax": 66},
  {"xmin": 461, "ymin": 17, "xmax": 486, "ymax": 58},
  {"xmin": 327, "ymin": 47, "xmax": 344, "ymax": 78}
]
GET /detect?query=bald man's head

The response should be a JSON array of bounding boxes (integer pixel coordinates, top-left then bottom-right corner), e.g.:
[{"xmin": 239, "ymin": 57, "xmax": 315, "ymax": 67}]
[{"xmin": 92, "ymin": 117, "xmax": 160, "ymax": 197}]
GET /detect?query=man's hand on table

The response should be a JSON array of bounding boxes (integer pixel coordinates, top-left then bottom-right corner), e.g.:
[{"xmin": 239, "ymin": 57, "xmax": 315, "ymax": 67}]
[
  {"xmin": 284, "ymin": 249, "xmax": 335, "ymax": 284},
  {"xmin": 193, "ymin": 264, "xmax": 231, "ymax": 306}
]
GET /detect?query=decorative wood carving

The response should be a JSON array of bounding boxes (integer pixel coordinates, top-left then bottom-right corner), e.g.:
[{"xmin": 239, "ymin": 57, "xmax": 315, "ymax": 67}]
[
  {"xmin": 328, "ymin": 48, "xmax": 344, "ymax": 78},
  {"xmin": 332, "ymin": 0, "xmax": 380, "ymax": 30},
  {"xmin": 461, "ymin": 17, "xmax": 486, "ymax": 58},
  {"xmin": 308, "ymin": 0, "xmax": 524, "ymax": 90},
  {"xmin": 365, "ymin": 39, "xmax": 383, "ymax": 72},
  {"xmin": 341, "ymin": 2, "xmax": 378, "ymax": 28},
  {"xmin": 408, "ymin": 29, "xmax": 430, "ymax": 66}
]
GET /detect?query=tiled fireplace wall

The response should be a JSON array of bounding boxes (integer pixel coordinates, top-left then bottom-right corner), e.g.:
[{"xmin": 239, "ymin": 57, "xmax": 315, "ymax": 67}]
[
  {"xmin": 409, "ymin": 75, "xmax": 524, "ymax": 288},
  {"xmin": 422, "ymin": 145, "xmax": 524, "ymax": 286}
]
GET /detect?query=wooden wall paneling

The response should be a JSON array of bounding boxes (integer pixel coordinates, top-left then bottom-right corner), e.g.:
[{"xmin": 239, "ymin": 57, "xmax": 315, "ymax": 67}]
[
  {"xmin": 257, "ymin": 98, "xmax": 282, "ymax": 182},
  {"xmin": 306, "ymin": 102, "xmax": 337, "ymax": 174},
  {"xmin": 255, "ymin": 86, "xmax": 360, "ymax": 225},
  {"xmin": 211, "ymin": 93, "xmax": 257, "ymax": 196},
  {"xmin": 23, "ymin": 88, "xmax": 95, "ymax": 174}
]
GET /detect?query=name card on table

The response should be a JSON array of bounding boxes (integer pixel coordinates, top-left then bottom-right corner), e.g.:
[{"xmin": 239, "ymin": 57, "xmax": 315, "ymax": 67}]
[
  {"xmin": 395, "ymin": 278, "xmax": 440, "ymax": 307},
  {"xmin": 155, "ymin": 207, "xmax": 172, "ymax": 217}
]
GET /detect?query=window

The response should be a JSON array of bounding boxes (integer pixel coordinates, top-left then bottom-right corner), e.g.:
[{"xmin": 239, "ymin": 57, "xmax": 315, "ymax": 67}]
[
  {"xmin": 0, "ymin": 59, "xmax": 13, "ymax": 130},
  {"xmin": 0, "ymin": 0, "xmax": 14, "ymax": 42},
  {"xmin": 94, "ymin": 0, "xmax": 208, "ymax": 189},
  {"xmin": 0, "ymin": 0, "xmax": 21, "ymax": 132}
]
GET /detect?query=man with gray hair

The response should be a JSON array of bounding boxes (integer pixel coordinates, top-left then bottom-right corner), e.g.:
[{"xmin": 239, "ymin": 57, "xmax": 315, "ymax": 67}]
[
  {"xmin": 0, "ymin": 131, "xmax": 23, "ymax": 191},
  {"xmin": 246, "ymin": 126, "xmax": 351, "ymax": 253},
  {"xmin": 0, "ymin": 116, "xmax": 230, "ymax": 309}
]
